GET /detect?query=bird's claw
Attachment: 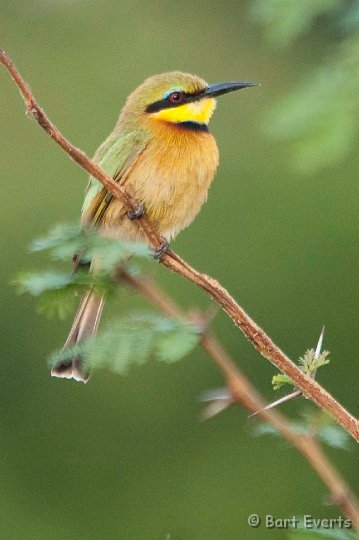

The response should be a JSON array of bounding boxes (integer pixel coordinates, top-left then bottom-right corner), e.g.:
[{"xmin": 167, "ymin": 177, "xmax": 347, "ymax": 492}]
[
  {"xmin": 127, "ymin": 203, "xmax": 145, "ymax": 220},
  {"xmin": 153, "ymin": 238, "xmax": 169, "ymax": 260}
]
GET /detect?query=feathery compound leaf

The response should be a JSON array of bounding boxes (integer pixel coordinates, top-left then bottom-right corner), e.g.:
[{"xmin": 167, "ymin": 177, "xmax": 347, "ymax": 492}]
[
  {"xmin": 298, "ymin": 349, "xmax": 330, "ymax": 374},
  {"xmin": 31, "ymin": 223, "xmax": 86, "ymax": 259},
  {"xmin": 20, "ymin": 223, "xmax": 151, "ymax": 320},
  {"xmin": 14, "ymin": 269, "xmax": 111, "ymax": 296},
  {"xmin": 14, "ymin": 268, "xmax": 116, "ymax": 319},
  {"xmin": 50, "ymin": 311, "xmax": 201, "ymax": 375},
  {"xmin": 31, "ymin": 222, "xmax": 151, "ymax": 269},
  {"xmin": 14, "ymin": 270, "xmax": 75, "ymax": 296}
]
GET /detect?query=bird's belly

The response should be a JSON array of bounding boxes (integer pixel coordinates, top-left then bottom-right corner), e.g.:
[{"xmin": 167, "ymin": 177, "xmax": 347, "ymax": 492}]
[
  {"xmin": 141, "ymin": 165, "xmax": 215, "ymax": 238},
  {"xmin": 103, "ymin": 131, "xmax": 219, "ymax": 241}
]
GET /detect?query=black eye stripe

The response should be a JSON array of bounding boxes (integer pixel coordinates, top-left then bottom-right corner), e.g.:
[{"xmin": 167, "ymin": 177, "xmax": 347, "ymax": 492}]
[
  {"xmin": 146, "ymin": 89, "xmax": 205, "ymax": 113},
  {"xmin": 146, "ymin": 94, "xmax": 189, "ymax": 113}
]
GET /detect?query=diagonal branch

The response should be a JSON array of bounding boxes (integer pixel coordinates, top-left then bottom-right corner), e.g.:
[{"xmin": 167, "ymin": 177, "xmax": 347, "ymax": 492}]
[
  {"xmin": 1, "ymin": 49, "xmax": 358, "ymax": 442},
  {"xmin": 118, "ymin": 269, "xmax": 359, "ymax": 530}
]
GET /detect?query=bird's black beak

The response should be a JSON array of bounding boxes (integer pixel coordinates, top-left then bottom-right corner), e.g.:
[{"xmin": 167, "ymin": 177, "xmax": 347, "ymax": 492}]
[{"xmin": 197, "ymin": 81, "xmax": 258, "ymax": 100}]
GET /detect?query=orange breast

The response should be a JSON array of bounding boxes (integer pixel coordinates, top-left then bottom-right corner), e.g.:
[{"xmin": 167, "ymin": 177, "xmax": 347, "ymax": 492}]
[
  {"xmin": 102, "ymin": 122, "xmax": 219, "ymax": 241},
  {"xmin": 129, "ymin": 123, "xmax": 219, "ymax": 238}
]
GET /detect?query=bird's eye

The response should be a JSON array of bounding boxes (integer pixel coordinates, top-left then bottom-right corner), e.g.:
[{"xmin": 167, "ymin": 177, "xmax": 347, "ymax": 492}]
[{"xmin": 168, "ymin": 91, "xmax": 184, "ymax": 104}]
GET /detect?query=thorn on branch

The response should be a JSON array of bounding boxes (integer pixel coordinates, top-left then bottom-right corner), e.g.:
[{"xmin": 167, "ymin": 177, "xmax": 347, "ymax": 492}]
[{"xmin": 251, "ymin": 327, "xmax": 327, "ymax": 417}]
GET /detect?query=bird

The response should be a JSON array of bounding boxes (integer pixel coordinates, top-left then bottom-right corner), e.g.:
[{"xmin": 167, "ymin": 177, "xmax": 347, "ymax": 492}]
[{"xmin": 51, "ymin": 71, "xmax": 256, "ymax": 383}]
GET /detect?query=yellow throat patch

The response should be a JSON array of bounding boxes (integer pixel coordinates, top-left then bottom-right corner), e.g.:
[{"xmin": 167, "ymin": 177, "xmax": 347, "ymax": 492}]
[{"xmin": 150, "ymin": 98, "xmax": 216, "ymax": 125}]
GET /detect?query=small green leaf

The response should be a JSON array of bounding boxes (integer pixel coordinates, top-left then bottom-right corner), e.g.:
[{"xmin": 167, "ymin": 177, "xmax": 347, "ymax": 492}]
[
  {"xmin": 37, "ymin": 288, "xmax": 77, "ymax": 320},
  {"xmin": 272, "ymin": 373, "xmax": 294, "ymax": 390}
]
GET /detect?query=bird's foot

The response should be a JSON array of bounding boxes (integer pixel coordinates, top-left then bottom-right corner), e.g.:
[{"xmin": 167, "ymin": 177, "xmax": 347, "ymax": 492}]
[
  {"xmin": 153, "ymin": 237, "xmax": 169, "ymax": 260},
  {"xmin": 127, "ymin": 203, "xmax": 145, "ymax": 220}
]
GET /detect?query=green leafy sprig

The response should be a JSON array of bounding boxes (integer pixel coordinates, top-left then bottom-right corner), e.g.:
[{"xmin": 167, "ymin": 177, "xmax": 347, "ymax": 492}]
[
  {"xmin": 13, "ymin": 223, "xmax": 151, "ymax": 319},
  {"xmin": 272, "ymin": 348, "xmax": 331, "ymax": 391},
  {"xmin": 49, "ymin": 311, "xmax": 201, "ymax": 374},
  {"xmin": 14, "ymin": 224, "xmax": 201, "ymax": 372}
]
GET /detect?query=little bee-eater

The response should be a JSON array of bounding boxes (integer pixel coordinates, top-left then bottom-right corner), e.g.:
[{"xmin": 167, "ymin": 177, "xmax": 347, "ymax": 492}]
[{"xmin": 52, "ymin": 72, "xmax": 256, "ymax": 382}]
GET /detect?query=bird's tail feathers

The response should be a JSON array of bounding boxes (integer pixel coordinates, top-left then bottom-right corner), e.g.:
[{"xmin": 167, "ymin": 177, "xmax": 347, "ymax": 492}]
[{"xmin": 51, "ymin": 290, "xmax": 104, "ymax": 383}]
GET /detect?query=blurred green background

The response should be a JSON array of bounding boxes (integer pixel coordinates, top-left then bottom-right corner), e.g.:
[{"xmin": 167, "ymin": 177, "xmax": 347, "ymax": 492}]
[{"xmin": 1, "ymin": 1, "xmax": 358, "ymax": 539}]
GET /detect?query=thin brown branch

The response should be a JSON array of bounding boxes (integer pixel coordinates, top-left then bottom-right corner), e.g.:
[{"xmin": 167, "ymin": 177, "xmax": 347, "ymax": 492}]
[
  {"xmin": 1, "ymin": 49, "xmax": 358, "ymax": 443},
  {"xmin": 118, "ymin": 269, "xmax": 359, "ymax": 530}
]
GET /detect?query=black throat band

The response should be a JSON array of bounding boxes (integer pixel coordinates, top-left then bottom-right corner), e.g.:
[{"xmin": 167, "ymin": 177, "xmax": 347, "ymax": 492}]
[{"xmin": 175, "ymin": 121, "xmax": 208, "ymax": 132}]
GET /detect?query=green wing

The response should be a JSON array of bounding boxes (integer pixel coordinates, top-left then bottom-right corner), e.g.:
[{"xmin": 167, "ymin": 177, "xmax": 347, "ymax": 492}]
[{"xmin": 82, "ymin": 129, "xmax": 147, "ymax": 227}]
